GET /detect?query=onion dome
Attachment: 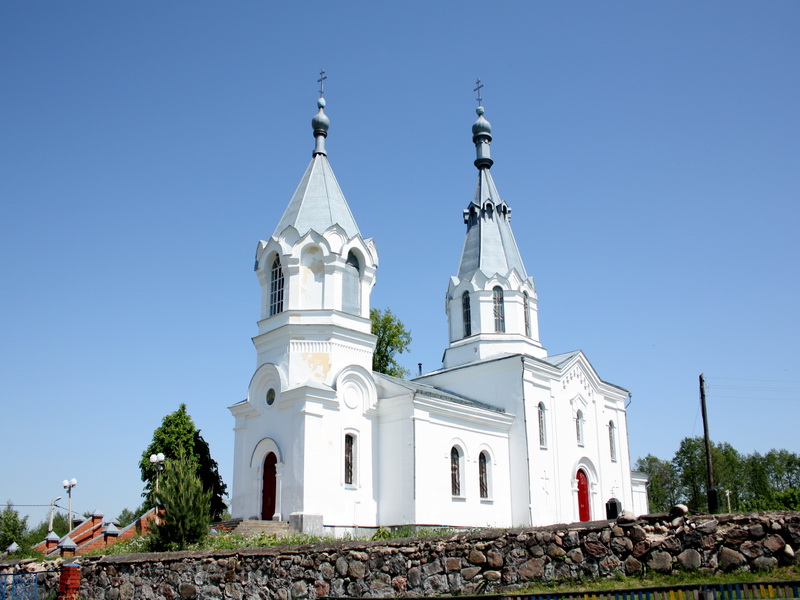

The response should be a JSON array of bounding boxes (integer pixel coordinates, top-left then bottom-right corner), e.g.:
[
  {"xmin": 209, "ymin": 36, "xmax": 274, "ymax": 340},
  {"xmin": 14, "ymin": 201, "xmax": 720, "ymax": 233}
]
[
  {"xmin": 472, "ymin": 106, "xmax": 492, "ymax": 137},
  {"xmin": 312, "ymin": 97, "xmax": 329, "ymax": 156}
]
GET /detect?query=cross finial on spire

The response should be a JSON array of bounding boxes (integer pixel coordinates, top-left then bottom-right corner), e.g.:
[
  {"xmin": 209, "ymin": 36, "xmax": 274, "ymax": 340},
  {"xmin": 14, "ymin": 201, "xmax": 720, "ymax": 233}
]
[
  {"xmin": 318, "ymin": 69, "xmax": 327, "ymax": 97},
  {"xmin": 474, "ymin": 78, "xmax": 484, "ymax": 105}
]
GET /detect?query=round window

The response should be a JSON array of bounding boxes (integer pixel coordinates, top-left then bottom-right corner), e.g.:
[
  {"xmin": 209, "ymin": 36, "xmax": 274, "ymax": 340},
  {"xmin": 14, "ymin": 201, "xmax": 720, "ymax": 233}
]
[{"xmin": 267, "ymin": 388, "xmax": 276, "ymax": 406}]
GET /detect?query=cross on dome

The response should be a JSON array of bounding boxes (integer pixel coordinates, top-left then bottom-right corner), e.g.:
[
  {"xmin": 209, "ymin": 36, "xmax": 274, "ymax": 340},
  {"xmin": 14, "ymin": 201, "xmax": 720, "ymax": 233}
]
[{"xmin": 474, "ymin": 78, "xmax": 484, "ymax": 106}]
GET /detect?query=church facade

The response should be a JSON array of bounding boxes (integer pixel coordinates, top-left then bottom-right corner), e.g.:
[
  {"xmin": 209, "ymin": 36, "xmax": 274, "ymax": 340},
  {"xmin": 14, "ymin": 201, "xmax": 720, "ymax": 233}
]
[{"xmin": 229, "ymin": 93, "xmax": 648, "ymax": 535}]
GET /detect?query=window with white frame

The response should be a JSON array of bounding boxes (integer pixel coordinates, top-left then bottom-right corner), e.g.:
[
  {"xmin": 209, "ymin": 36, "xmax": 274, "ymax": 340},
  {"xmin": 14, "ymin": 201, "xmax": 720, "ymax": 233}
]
[
  {"xmin": 538, "ymin": 402, "xmax": 547, "ymax": 448},
  {"xmin": 344, "ymin": 433, "xmax": 356, "ymax": 485},
  {"xmin": 269, "ymin": 257, "xmax": 284, "ymax": 316},
  {"xmin": 523, "ymin": 292, "xmax": 531, "ymax": 337},
  {"xmin": 609, "ymin": 420, "xmax": 617, "ymax": 462},
  {"xmin": 450, "ymin": 446, "xmax": 462, "ymax": 496},
  {"xmin": 576, "ymin": 410, "xmax": 584, "ymax": 447},
  {"xmin": 479, "ymin": 451, "xmax": 490, "ymax": 499},
  {"xmin": 343, "ymin": 252, "xmax": 361, "ymax": 315},
  {"xmin": 492, "ymin": 286, "xmax": 505, "ymax": 333},
  {"xmin": 462, "ymin": 291, "xmax": 472, "ymax": 338}
]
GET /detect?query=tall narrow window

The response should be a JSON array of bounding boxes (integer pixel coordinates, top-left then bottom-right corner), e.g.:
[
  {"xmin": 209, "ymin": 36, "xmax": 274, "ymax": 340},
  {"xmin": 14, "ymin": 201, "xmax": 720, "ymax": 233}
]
[
  {"xmin": 269, "ymin": 257, "xmax": 284, "ymax": 316},
  {"xmin": 450, "ymin": 447, "xmax": 461, "ymax": 496},
  {"xmin": 492, "ymin": 286, "xmax": 505, "ymax": 333},
  {"xmin": 523, "ymin": 292, "xmax": 531, "ymax": 337},
  {"xmin": 538, "ymin": 402, "xmax": 547, "ymax": 448},
  {"xmin": 344, "ymin": 434, "xmax": 355, "ymax": 485},
  {"xmin": 343, "ymin": 252, "xmax": 361, "ymax": 315},
  {"xmin": 479, "ymin": 451, "xmax": 489, "ymax": 499},
  {"xmin": 609, "ymin": 421, "xmax": 617, "ymax": 462},
  {"xmin": 462, "ymin": 291, "xmax": 472, "ymax": 337},
  {"xmin": 576, "ymin": 410, "xmax": 584, "ymax": 447}
]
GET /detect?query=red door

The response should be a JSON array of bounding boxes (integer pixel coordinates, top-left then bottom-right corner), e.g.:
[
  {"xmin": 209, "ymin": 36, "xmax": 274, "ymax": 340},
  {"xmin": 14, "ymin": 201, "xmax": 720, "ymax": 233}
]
[
  {"xmin": 577, "ymin": 469, "xmax": 590, "ymax": 522},
  {"xmin": 262, "ymin": 452, "xmax": 277, "ymax": 520}
]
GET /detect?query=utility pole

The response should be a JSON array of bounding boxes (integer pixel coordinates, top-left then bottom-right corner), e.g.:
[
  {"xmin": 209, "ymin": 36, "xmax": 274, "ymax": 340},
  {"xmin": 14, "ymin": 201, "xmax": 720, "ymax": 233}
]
[{"xmin": 700, "ymin": 374, "xmax": 719, "ymax": 513}]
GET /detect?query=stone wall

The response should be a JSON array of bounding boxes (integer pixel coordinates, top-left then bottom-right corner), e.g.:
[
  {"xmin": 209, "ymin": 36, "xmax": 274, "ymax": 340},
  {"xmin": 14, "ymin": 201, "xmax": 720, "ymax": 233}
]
[{"xmin": 9, "ymin": 511, "xmax": 800, "ymax": 600}]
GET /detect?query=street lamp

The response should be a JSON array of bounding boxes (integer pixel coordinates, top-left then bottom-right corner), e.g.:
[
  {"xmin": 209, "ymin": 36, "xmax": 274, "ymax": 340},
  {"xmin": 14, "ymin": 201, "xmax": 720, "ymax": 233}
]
[
  {"xmin": 48, "ymin": 496, "xmax": 62, "ymax": 533},
  {"xmin": 149, "ymin": 452, "xmax": 166, "ymax": 498},
  {"xmin": 62, "ymin": 478, "xmax": 77, "ymax": 528}
]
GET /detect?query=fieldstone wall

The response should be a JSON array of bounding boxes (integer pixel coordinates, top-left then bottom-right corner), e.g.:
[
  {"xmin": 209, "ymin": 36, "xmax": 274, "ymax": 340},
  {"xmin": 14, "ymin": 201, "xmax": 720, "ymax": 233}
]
[{"xmin": 7, "ymin": 511, "xmax": 800, "ymax": 600}]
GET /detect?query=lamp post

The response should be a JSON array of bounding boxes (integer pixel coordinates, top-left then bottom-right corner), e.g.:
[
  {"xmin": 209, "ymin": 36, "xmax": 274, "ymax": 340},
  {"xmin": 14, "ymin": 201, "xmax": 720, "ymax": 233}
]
[
  {"xmin": 149, "ymin": 452, "xmax": 165, "ymax": 499},
  {"xmin": 48, "ymin": 496, "xmax": 62, "ymax": 533},
  {"xmin": 62, "ymin": 478, "xmax": 77, "ymax": 528}
]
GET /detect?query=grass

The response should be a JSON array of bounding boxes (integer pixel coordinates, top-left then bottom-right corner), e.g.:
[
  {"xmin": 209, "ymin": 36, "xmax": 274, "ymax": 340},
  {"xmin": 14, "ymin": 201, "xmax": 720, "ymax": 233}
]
[
  {"xmin": 87, "ymin": 524, "xmax": 461, "ymax": 555},
  {"xmin": 511, "ymin": 566, "xmax": 800, "ymax": 595}
]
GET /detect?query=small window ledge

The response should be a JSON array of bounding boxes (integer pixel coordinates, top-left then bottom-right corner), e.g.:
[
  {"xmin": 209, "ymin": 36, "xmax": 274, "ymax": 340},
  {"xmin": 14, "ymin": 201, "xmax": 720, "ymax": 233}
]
[{"xmin": 451, "ymin": 495, "xmax": 466, "ymax": 502}]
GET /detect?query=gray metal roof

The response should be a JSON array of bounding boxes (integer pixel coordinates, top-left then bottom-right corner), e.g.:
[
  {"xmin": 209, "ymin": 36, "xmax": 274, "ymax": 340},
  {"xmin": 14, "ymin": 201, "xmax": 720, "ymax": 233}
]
[
  {"xmin": 457, "ymin": 156, "xmax": 528, "ymax": 281},
  {"xmin": 272, "ymin": 153, "xmax": 360, "ymax": 239},
  {"xmin": 272, "ymin": 99, "xmax": 361, "ymax": 239},
  {"xmin": 374, "ymin": 371, "xmax": 505, "ymax": 414}
]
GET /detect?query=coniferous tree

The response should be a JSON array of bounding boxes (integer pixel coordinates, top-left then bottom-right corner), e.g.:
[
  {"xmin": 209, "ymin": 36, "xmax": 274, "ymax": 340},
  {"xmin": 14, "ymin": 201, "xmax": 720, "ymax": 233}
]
[
  {"xmin": 148, "ymin": 453, "xmax": 212, "ymax": 551},
  {"xmin": 140, "ymin": 404, "xmax": 227, "ymax": 520}
]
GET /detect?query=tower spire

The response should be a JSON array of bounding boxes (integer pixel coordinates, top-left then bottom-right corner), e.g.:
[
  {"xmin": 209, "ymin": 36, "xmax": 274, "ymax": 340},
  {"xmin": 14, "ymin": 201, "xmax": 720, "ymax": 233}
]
[{"xmin": 312, "ymin": 70, "xmax": 330, "ymax": 156}]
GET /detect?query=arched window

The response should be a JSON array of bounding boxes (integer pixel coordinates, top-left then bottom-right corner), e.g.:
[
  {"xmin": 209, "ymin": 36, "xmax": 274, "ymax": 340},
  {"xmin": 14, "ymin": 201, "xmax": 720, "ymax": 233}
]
[
  {"xmin": 462, "ymin": 292, "xmax": 472, "ymax": 337},
  {"xmin": 576, "ymin": 410, "xmax": 584, "ymax": 447},
  {"xmin": 492, "ymin": 286, "xmax": 505, "ymax": 333},
  {"xmin": 450, "ymin": 447, "xmax": 462, "ymax": 496},
  {"xmin": 523, "ymin": 292, "xmax": 531, "ymax": 337},
  {"xmin": 479, "ymin": 451, "xmax": 490, "ymax": 499},
  {"xmin": 609, "ymin": 421, "xmax": 617, "ymax": 462},
  {"xmin": 538, "ymin": 402, "xmax": 547, "ymax": 448},
  {"xmin": 343, "ymin": 252, "xmax": 361, "ymax": 315},
  {"xmin": 344, "ymin": 433, "xmax": 355, "ymax": 485},
  {"xmin": 269, "ymin": 257, "xmax": 284, "ymax": 316}
]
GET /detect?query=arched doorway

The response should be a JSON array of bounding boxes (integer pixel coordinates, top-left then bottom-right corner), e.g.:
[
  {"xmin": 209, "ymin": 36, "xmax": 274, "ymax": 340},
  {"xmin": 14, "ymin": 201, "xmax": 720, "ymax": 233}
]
[
  {"xmin": 262, "ymin": 452, "xmax": 277, "ymax": 520},
  {"xmin": 576, "ymin": 469, "xmax": 590, "ymax": 522}
]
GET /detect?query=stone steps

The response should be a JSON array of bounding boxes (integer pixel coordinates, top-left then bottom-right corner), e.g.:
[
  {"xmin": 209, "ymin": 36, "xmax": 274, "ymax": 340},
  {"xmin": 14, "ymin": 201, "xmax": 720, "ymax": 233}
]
[{"xmin": 212, "ymin": 519, "xmax": 294, "ymax": 538}]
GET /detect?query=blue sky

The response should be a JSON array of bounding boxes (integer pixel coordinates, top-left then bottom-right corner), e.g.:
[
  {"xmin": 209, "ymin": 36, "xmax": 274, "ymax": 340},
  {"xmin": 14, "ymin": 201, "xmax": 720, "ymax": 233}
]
[{"xmin": 1, "ymin": 2, "xmax": 798, "ymax": 527}]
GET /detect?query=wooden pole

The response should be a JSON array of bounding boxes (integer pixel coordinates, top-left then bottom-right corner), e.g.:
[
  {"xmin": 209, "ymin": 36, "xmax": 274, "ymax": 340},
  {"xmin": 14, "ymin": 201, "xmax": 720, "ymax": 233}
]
[{"xmin": 700, "ymin": 373, "xmax": 719, "ymax": 513}]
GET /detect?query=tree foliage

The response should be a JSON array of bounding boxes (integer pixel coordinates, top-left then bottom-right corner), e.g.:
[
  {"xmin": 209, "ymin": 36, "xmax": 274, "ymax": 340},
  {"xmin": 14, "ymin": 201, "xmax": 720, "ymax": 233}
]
[
  {"xmin": 140, "ymin": 404, "xmax": 227, "ymax": 520},
  {"xmin": 25, "ymin": 511, "xmax": 69, "ymax": 547},
  {"xmin": 634, "ymin": 455, "xmax": 679, "ymax": 513},
  {"xmin": 148, "ymin": 453, "xmax": 212, "ymax": 551},
  {"xmin": 0, "ymin": 501, "xmax": 27, "ymax": 552},
  {"xmin": 636, "ymin": 437, "xmax": 800, "ymax": 513},
  {"xmin": 117, "ymin": 503, "xmax": 149, "ymax": 528},
  {"xmin": 371, "ymin": 308, "xmax": 412, "ymax": 378}
]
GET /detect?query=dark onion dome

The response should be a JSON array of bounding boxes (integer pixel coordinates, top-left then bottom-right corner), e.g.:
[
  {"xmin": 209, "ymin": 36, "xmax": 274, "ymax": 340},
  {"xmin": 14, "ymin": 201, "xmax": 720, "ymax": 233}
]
[
  {"xmin": 472, "ymin": 106, "xmax": 492, "ymax": 137},
  {"xmin": 312, "ymin": 97, "xmax": 330, "ymax": 134}
]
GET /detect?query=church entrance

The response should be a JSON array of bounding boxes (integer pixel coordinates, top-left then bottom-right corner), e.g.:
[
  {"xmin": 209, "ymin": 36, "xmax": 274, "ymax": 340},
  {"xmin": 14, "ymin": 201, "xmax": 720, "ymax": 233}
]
[
  {"xmin": 577, "ymin": 469, "xmax": 590, "ymax": 521},
  {"xmin": 262, "ymin": 452, "xmax": 277, "ymax": 520}
]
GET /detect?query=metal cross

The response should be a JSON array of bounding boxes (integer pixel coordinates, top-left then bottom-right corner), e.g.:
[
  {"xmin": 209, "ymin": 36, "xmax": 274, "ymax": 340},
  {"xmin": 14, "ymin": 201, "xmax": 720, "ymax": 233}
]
[
  {"xmin": 317, "ymin": 69, "xmax": 327, "ymax": 97},
  {"xmin": 474, "ymin": 78, "xmax": 484, "ymax": 105}
]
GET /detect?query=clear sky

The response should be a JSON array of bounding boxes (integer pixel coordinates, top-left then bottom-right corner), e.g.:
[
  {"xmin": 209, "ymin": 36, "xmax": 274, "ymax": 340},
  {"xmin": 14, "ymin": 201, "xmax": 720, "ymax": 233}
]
[{"xmin": 1, "ymin": 2, "xmax": 798, "ymax": 528}]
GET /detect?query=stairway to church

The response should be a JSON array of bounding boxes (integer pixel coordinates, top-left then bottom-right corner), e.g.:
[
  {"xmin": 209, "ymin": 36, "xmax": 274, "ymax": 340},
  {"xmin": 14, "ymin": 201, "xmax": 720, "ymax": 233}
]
[{"xmin": 212, "ymin": 519, "xmax": 294, "ymax": 538}]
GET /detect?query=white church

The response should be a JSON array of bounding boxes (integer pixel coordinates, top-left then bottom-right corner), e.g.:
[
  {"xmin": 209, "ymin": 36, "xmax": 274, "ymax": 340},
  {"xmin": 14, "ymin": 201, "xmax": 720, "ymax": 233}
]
[{"xmin": 229, "ymin": 89, "xmax": 649, "ymax": 535}]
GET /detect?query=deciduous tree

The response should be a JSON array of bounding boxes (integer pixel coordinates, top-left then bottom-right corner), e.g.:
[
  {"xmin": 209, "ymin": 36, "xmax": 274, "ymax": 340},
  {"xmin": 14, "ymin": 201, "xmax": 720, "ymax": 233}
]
[
  {"xmin": 0, "ymin": 502, "xmax": 27, "ymax": 552},
  {"xmin": 370, "ymin": 308, "xmax": 412, "ymax": 378},
  {"xmin": 634, "ymin": 455, "xmax": 679, "ymax": 512}
]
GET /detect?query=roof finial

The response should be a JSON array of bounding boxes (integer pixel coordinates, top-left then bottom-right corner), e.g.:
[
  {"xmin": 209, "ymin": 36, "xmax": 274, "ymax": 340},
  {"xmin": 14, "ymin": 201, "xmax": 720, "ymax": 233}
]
[
  {"xmin": 471, "ymin": 78, "xmax": 492, "ymax": 169},
  {"xmin": 474, "ymin": 78, "xmax": 484, "ymax": 106},
  {"xmin": 312, "ymin": 70, "xmax": 330, "ymax": 156}
]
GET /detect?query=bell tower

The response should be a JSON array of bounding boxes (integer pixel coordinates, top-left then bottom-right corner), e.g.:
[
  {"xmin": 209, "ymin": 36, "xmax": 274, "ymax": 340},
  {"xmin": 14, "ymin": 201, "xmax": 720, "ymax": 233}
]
[
  {"xmin": 252, "ymin": 95, "xmax": 379, "ymax": 388},
  {"xmin": 443, "ymin": 90, "xmax": 545, "ymax": 369}
]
